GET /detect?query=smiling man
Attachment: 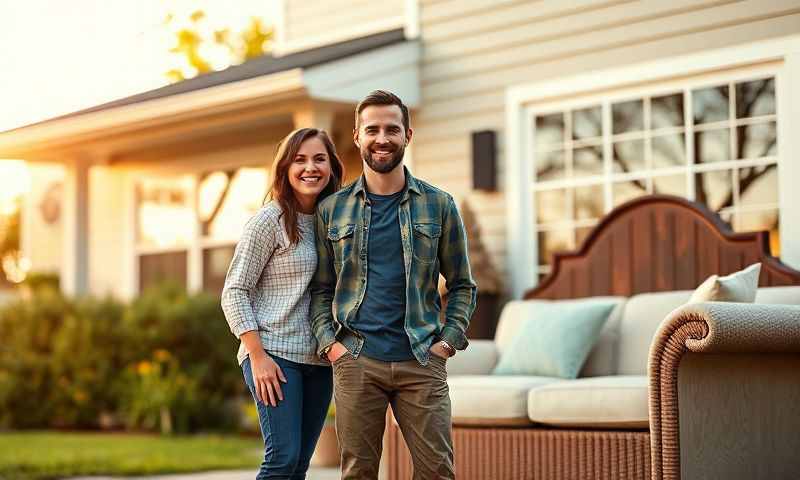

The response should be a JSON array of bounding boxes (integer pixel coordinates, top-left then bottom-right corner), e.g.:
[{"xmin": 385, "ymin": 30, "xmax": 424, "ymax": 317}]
[{"xmin": 310, "ymin": 90, "xmax": 477, "ymax": 479}]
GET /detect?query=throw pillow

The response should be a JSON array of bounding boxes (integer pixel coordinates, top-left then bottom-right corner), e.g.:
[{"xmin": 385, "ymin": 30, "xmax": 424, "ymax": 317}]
[
  {"xmin": 492, "ymin": 299, "xmax": 618, "ymax": 379},
  {"xmin": 688, "ymin": 262, "xmax": 761, "ymax": 304}
]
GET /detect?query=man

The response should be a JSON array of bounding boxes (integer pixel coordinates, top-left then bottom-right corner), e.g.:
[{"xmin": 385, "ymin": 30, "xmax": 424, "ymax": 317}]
[{"xmin": 310, "ymin": 90, "xmax": 477, "ymax": 479}]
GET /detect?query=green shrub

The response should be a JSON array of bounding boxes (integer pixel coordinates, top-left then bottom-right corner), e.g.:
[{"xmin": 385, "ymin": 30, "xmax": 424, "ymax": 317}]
[{"xmin": 0, "ymin": 283, "xmax": 245, "ymax": 433}]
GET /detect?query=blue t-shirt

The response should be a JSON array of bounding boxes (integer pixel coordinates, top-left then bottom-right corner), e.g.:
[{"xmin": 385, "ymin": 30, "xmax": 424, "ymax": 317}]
[{"xmin": 351, "ymin": 189, "xmax": 414, "ymax": 361}]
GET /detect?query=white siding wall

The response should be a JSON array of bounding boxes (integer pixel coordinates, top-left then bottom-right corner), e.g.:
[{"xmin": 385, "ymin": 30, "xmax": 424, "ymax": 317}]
[
  {"xmin": 278, "ymin": 0, "xmax": 407, "ymax": 54},
  {"xmin": 22, "ymin": 164, "xmax": 64, "ymax": 274},
  {"xmin": 413, "ymin": 0, "xmax": 800, "ymax": 295}
]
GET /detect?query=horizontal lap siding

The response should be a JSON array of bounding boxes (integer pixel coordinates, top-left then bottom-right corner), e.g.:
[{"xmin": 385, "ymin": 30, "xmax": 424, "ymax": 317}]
[
  {"xmin": 414, "ymin": 0, "xmax": 800, "ymax": 296},
  {"xmin": 283, "ymin": 0, "xmax": 405, "ymax": 49}
]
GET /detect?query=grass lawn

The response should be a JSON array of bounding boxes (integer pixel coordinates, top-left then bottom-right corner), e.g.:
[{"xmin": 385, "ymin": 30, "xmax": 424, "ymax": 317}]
[{"xmin": 0, "ymin": 431, "xmax": 262, "ymax": 479}]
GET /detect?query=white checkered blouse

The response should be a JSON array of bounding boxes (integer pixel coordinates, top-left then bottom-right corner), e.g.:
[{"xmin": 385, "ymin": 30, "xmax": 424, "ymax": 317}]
[{"xmin": 221, "ymin": 201, "xmax": 325, "ymax": 366}]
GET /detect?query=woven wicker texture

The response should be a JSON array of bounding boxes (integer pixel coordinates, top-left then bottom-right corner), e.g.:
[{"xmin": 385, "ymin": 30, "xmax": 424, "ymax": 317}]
[
  {"xmin": 648, "ymin": 302, "xmax": 800, "ymax": 479},
  {"xmin": 385, "ymin": 423, "xmax": 651, "ymax": 480}
]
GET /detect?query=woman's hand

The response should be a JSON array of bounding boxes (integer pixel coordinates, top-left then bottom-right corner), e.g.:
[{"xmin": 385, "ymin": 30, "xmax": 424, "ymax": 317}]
[
  {"xmin": 327, "ymin": 342, "xmax": 349, "ymax": 363},
  {"xmin": 250, "ymin": 352, "xmax": 287, "ymax": 407}
]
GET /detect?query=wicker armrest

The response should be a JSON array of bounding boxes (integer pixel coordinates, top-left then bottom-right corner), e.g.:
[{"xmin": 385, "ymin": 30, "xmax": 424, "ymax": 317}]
[
  {"xmin": 648, "ymin": 302, "xmax": 800, "ymax": 479},
  {"xmin": 445, "ymin": 339, "xmax": 498, "ymax": 375}
]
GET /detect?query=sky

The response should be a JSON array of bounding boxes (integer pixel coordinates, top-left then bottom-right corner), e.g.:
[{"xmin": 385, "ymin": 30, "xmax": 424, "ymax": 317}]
[{"xmin": 0, "ymin": 0, "xmax": 276, "ymax": 207}]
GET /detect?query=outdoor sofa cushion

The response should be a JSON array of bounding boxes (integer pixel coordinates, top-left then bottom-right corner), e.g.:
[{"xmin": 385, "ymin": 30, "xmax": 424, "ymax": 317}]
[
  {"xmin": 448, "ymin": 375, "xmax": 558, "ymax": 426},
  {"xmin": 527, "ymin": 375, "xmax": 649, "ymax": 429},
  {"xmin": 493, "ymin": 297, "xmax": 625, "ymax": 378},
  {"xmin": 493, "ymin": 299, "xmax": 619, "ymax": 378}
]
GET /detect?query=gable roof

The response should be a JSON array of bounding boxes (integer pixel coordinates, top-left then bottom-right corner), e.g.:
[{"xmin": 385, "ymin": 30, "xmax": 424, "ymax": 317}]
[{"xmin": 12, "ymin": 28, "xmax": 406, "ymax": 131}]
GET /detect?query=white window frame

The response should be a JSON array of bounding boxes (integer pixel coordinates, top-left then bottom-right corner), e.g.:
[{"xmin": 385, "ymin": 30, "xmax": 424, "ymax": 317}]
[{"xmin": 506, "ymin": 34, "xmax": 800, "ymax": 299}]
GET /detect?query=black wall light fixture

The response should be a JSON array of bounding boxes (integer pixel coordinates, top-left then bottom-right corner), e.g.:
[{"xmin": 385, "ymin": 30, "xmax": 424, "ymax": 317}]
[{"xmin": 471, "ymin": 130, "xmax": 497, "ymax": 191}]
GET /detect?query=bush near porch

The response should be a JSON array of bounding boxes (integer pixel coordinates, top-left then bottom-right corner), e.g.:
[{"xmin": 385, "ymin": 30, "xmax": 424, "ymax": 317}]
[{"xmin": 0, "ymin": 282, "xmax": 245, "ymax": 433}]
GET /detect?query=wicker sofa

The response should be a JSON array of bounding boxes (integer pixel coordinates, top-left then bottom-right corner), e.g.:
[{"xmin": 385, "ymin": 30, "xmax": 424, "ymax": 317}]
[{"xmin": 385, "ymin": 196, "xmax": 800, "ymax": 479}]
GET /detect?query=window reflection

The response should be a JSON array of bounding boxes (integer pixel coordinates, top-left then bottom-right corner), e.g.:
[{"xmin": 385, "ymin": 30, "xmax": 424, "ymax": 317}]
[
  {"xmin": 653, "ymin": 175, "xmax": 686, "ymax": 197},
  {"xmin": 652, "ymin": 93, "xmax": 684, "ymax": 129},
  {"xmin": 737, "ymin": 122, "xmax": 777, "ymax": 159},
  {"xmin": 199, "ymin": 168, "xmax": 268, "ymax": 240},
  {"xmin": 536, "ymin": 188, "xmax": 568, "ymax": 225},
  {"xmin": 694, "ymin": 170, "xmax": 732, "ymax": 211},
  {"xmin": 612, "ymin": 100, "xmax": 643, "ymax": 134},
  {"xmin": 612, "ymin": 180, "xmax": 647, "ymax": 207},
  {"xmin": 694, "ymin": 129, "xmax": 730, "ymax": 163},
  {"xmin": 535, "ymin": 113, "xmax": 565, "ymax": 150},
  {"xmin": 738, "ymin": 165, "xmax": 778, "ymax": 208},
  {"xmin": 736, "ymin": 78, "xmax": 775, "ymax": 118},
  {"xmin": 574, "ymin": 184, "xmax": 604, "ymax": 221},
  {"xmin": 612, "ymin": 139, "xmax": 645, "ymax": 173},
  {"xmin": 572, "ymin": 107, "xmax": 602, "ymax": 140},
  {"xmin": 693, "ymin": 86, "xmax": 729, "ymax": 124},
  {"xmin": 136, "ymin": 177, "xmax": 194, "ymax": 249},
  {"xmin": 652, "ymin": 134, "xmax": 685, "ymax": 168},
  {"xmin": 573, "ymin": 145, "xmax": 604, "ymax": 177},
  {"xmin": 535, "ymin": 149, "xmax": 566, "ymax": 182}
]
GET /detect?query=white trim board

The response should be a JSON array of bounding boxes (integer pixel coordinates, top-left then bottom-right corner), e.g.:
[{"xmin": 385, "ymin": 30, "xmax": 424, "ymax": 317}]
[{"xmin": 506, "ymin": 34, "xmax": 800, "ymax": 299}]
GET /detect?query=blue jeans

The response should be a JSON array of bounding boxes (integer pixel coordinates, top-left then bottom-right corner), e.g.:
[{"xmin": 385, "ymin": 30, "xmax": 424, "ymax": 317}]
[{"xmin": 242, "ymin": 354, "xmax": 333, "ymax": 480}]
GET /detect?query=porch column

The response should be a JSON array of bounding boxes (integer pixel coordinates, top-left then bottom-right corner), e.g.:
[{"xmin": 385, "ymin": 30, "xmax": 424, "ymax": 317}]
[{"xmin": 61, "ymin": 155, "xmax": 91, "ymax": 296}]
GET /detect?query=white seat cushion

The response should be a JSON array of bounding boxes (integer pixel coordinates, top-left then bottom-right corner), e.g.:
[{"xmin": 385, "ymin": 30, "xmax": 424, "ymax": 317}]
[
  {"xmin": 527, "ymin": 375, "xmax": 649, "ymax": 429},
  {"xmin": 449, "ymin": 375, "xmax": 558, "ymax": 426}
]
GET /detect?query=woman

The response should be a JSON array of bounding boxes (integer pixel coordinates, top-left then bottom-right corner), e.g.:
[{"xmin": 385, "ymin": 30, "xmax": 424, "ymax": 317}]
[{"xmin": 221, "ymin": 128, "xmax": 344, "ymax": 479}]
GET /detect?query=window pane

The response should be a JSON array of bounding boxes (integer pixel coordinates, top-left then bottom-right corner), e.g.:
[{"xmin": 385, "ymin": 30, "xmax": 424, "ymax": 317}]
[
  {"xmin": 200, "ymin": 168, "xmax": 268, "ymax": 240},
  {"xmin": 736, "ymin": 78, "xmax": 775, "ymax": 118},
  {"xmin": 612, "ymin": 180, "xmax": 647, "ymax": 207},
  {"xmin": 651, "ymin": 93, "xmax": 684, "ymax": 129},
  {"xmin": 137, "ymin": 177, "xmax": 194, "ymax": 249},
  {"xmin": 694, "ymin": 170, "xmax": 732, "ymax": 211},
  {"xmin": 738, "ymin": 165, "xmax": 778, "ymax": 208},
  {"xmin": 693, "ymin": 85, "xmax": 729, "ymax": 124},
  {"xmin": 735, "ymin": 209, "xmax": 780, "ymax": 255},
  {"xmin": 536, "ymin": 188, "xmax": 568, "ymax": 225},
  {"xmin": 535, "ymin": 149, "xmax": 566, "ymax": 182},
  {"xmin": 139, "ymin": 251, "xmax": 187, "ymax": 292},
  {"xmin": 612, "ymin": 99, "xmax": 643, "ymax": 134},
  {"xmin": 573, "ymin": 146, "xmax": 604, "ymax": 177},
  {"xmin": 572, "ymin": 106, "xmax": 602, "ymax": 140},
  {"xmin": 694, "ymin": 128, "xmax": 730, "ymax": 163},
  {"xmin": 652, "ymin": 133, "xmax": 686, "ymax": 168},
  {"xmin": 537, "ymin": 228, "xmax": 573, "ymax": 265},
  {"xmin": 736, "ymin": 122, "xmax": 777, "ymax": 159},
  {"xmin": 203, "ymin": 246, "xmax": 234, "ymax": 295},
  {"xmin": 535, "ymin": 113, "xmax": 565, "ymax": 150},
  {"xmin": 653, "ymin": 174, "xmax": 687, "ymax": 197},
  {"xmin": 573, "ymin": 184, "xmax": 604, "ymax": 221},
  {"xmin": 612, "ymin": 139, "xmax": 645, "ymax": 173}
]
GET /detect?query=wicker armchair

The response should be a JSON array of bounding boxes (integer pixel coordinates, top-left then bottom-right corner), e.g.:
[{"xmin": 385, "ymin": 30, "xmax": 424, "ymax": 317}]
[{"xmin": 648, "ymin": 302, "xmax": 800, "ymax": 479}]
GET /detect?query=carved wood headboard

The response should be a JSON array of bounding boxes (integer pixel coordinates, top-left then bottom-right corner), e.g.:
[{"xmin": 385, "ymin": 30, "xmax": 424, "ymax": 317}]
[{"xmin": 525, "ymin": 195, "xmax": 800, "ymax": 300}]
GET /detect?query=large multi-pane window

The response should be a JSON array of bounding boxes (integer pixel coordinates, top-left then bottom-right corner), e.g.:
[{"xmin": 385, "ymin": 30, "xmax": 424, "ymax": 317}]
[
  {"xmin": 198, "ymin": 168, "xmax": 268, "ymax": 294},
  {"xmin": 135, "ymin": 168, "xmax": 268, "ymax": 294},
  {"xmin": 136, "ymin": 176, "xmax": 194, "ymax": 291},
  {"xmin": 532, "ymin": 75, "xmax": 779, "ymax": 277}
]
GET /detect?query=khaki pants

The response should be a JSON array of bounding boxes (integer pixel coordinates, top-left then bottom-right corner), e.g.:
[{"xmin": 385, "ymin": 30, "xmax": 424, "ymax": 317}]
[{"xmin": 332, "ymin": 353, "xmax": 454, "ymax": 480}]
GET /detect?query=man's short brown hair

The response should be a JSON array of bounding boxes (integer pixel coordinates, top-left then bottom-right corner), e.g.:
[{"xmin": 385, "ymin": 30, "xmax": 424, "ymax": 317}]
[{"xmin": 355, "ymin": 90, "xmax": 410, "ymax": 132}]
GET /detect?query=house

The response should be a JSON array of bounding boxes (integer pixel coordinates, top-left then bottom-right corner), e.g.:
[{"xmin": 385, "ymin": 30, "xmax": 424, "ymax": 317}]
[{"xmin": 1, "ymin": 0, "xmax": 799, "ymax": 301}]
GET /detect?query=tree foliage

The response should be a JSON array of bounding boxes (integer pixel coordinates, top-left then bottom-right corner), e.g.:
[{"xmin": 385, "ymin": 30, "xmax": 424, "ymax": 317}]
[{"xmin": 165, "ymin": 10, "xmax": 273, "ymax": 83}]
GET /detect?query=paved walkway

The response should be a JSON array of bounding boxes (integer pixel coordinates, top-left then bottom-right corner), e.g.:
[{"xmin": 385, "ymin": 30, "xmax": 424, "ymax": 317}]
[{"xmin": 69, "ymin": 467, "xmax": 340, "ymax": 480}]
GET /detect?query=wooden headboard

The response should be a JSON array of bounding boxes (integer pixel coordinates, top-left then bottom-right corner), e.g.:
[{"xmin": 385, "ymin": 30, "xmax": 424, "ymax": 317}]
[{"xmin": 525, "ymin": 195, "xmax": 800, "ymax": 300}]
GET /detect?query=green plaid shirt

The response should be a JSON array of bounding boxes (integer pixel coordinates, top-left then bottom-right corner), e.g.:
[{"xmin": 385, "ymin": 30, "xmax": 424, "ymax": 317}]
[{"xmin": 310, "ymin": 167, "xmax": 477, "ymax": 365}]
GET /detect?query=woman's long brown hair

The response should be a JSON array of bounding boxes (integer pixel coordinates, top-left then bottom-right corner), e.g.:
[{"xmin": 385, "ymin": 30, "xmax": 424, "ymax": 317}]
[{"xmin": 267, "ymin": 128, "xmax": 344, "ymax": 244}]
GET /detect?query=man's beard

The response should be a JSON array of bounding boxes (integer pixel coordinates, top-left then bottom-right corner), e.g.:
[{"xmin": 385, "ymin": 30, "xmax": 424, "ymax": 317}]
[{"xmin": 362, "ymin": 145, "xmax": 405, "ymax": 173}]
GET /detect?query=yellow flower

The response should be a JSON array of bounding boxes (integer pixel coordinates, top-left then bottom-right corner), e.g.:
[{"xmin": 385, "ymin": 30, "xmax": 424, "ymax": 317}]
[
  {"xmin": 73, "ymin": 390, "xmax": 88, "ymax": 404},
  {"xmin": 137, "ymin": 361, "xmax": 153, "ymax": 375}
]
